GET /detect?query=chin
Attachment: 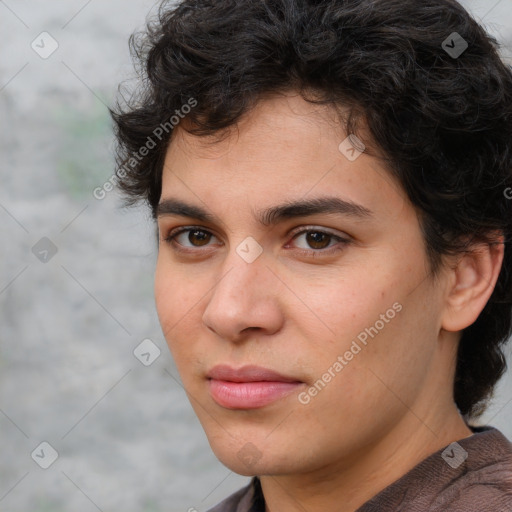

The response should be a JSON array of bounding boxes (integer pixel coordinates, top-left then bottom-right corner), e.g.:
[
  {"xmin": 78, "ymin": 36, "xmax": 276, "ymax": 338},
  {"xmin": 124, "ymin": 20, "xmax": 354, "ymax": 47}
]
[
  {"xmin": 208, "ymin": 436, "xmax": 303, "ymax": 477},
  {"xmin": 215, "ymin": 454, "xmax": 280, "ymax": 477},
  {"xmin": 207, "ymin": 438, "xmax": 265, "ymax": 475}
]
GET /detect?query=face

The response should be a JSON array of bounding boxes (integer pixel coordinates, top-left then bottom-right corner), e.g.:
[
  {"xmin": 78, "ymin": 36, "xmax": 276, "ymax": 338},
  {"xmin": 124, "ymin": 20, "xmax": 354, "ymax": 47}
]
[{"xmin": 155, "ymin": 91, "xmax": 450, "ymax": 477}]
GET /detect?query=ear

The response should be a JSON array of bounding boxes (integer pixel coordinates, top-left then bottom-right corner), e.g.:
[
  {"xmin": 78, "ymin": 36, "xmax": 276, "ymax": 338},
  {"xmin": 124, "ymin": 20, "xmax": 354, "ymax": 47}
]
[{"xmin": 441, "ymin": 234, "xmax": 505, "ymax": 332}]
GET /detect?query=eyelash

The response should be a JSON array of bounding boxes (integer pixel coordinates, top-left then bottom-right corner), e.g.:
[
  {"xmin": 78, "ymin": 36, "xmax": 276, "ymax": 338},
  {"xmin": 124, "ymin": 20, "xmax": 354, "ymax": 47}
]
[{"xmin": 162, "ymin": 226, "xmax": 350, "ymax": 258}]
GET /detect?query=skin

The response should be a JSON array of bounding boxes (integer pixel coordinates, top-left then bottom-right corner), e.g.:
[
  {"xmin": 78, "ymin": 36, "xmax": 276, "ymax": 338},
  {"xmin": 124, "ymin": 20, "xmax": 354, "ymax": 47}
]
[{"xmin": 154, "ymin": 91, "xmax": 504, "ymax": 512}]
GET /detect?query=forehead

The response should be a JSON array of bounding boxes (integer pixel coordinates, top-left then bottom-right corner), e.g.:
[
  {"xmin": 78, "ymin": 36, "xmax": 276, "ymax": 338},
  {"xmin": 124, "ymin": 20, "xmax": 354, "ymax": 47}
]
[
  {"xmin": 168, "ymin": 92, "xmax": 346, "ymax": 161},
  {"xmin": 160, "ymin": 92, "xmax": 409, "ymax": 225}
]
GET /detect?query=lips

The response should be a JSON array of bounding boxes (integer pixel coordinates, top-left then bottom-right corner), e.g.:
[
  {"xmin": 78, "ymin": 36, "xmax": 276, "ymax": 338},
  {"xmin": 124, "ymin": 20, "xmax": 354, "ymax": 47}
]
[
  {"xmin": 207, "ymin": 364, "xmax": 300, "ymax": 383},
  {"xmin": 207, "ymin": 364, "xmax": 303, "ymax": 409}
]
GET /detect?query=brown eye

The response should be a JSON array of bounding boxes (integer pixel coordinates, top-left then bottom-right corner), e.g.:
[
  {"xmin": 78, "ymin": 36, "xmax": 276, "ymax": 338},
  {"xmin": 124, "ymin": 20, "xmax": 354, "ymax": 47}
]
[
  {"xmin": 188, "ymin": 230, "xmax": 211, "ymax": 246},
  {"xmin": 288, "ymin": 228, "xmax": 350, "ymax": 257},
  {"xmin": 163, "ymin": 227, "xmax": 219, "ymax": 249},
  {"xmin": 305, "ymin": 231, "xmax": 331, "ymax": 250}
]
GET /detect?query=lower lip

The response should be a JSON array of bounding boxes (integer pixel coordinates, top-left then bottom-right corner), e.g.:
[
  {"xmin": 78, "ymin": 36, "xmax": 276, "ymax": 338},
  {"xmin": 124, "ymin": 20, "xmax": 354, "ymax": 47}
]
[{"xmin": 208, "ymin": 379, "xmax": 302, "ymax": 409}]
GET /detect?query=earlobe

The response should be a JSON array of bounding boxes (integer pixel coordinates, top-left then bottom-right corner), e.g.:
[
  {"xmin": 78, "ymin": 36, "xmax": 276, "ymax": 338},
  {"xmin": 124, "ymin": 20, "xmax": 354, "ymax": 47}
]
[{"xmin": 441, "ymin": 236, "xmax": 505, "ymax": 332}]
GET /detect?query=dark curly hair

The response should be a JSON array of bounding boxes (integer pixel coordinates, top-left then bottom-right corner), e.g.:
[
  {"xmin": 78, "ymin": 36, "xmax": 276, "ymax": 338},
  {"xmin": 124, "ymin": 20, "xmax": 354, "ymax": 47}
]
[{"xmin": 110, "ymin": 0, "xmax": 512, "ymax": 419}]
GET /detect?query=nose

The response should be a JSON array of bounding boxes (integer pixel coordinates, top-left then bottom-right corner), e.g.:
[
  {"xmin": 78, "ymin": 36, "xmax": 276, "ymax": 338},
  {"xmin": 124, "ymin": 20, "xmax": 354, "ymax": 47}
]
[{"xmin": 201, "ymin": 247, "xmax": 284, "ymax": 342}]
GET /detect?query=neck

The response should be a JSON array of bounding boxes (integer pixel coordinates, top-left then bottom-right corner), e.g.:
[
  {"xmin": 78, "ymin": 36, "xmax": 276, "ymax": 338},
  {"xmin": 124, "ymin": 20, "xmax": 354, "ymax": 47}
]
[{"xmin": 260, "ymin": 404, "xmax": 473, "ymax": 512}]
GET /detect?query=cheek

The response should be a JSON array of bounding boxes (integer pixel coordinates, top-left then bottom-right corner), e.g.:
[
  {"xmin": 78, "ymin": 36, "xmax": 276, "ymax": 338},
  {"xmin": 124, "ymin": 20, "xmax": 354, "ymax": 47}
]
[
  {"xmin": 295, "ymin": 259, "xmax": 436, "ymax": 388},
  {"xmin": 154, "ymin": 259, "xmax": 212, "ymax": 374},
  {"xmin": 154, "ymin": 257, "xmax": 198, "ymax": 327},
  {"xmin": 154, "ymin": 261, "xmax": 175, "ymax": 332},
  {"xmin": 309, "ymin": 284, "xmax": 438, "ymax": 422},
  {"xmin": 154, "ymin": 260, "xmax": 194, "ymax": 352},
  {"xmin": 290, "ymin": 263, "xmax": 398, "ymax": 349}
]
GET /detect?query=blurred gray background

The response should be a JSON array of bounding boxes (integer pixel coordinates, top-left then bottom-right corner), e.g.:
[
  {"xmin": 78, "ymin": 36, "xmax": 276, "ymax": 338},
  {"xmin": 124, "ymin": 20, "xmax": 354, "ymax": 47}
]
[{"xmin": 0, "ymin": 1, "xmax": 511, "ymax": 511}]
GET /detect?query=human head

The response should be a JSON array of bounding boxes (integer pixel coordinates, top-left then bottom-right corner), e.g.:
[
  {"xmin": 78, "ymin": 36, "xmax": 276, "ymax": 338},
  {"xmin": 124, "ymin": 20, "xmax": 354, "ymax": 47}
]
[{"xmin": 111, "ymin": 0, "xmax": 512, "ymax": 430}]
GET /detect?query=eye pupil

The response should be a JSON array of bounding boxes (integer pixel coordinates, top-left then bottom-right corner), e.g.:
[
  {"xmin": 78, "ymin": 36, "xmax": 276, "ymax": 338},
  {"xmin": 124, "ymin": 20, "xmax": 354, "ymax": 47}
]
[
  {"xmin": 190, "ymin": 230, "xmax": 210, "ymax": 246},
  {"xmin": 306, "ymin": 232, "xmax": 330, "ymax": 249}
]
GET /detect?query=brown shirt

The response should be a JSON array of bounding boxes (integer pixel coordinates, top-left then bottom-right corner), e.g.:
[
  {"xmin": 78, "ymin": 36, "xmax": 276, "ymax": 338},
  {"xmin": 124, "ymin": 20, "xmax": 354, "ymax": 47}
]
[{"xmin": 207, "ymin": 426, "xmax": 512, "ymax": 512}]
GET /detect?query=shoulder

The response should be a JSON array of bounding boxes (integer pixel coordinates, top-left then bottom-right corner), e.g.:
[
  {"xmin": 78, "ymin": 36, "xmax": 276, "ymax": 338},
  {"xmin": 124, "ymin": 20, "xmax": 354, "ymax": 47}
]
[
  {"xmin": 429, "ymin": 427, "xmax": 512, "ymax": 512},
  {"xmin": 206, "ymin": 478, "xmax": 260, "ymax": 512},
  {"xmin": 360, "ymin": 426, "xmax": 512, "ymax": 512}
]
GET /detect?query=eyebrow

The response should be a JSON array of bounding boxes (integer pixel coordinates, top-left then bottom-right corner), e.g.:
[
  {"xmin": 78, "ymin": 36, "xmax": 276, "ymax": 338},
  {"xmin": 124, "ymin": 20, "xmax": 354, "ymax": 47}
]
[{"xmin": 156, "ymin": 196, "xmax": 373, "ymax": 226}]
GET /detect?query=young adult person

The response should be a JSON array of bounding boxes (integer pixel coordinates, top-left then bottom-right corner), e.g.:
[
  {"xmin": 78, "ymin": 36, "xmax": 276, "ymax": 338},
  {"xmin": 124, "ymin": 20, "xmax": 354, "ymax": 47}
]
[{"xmin": 111, "ymin": 0, "xmax": 512, "ymax": 510}]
